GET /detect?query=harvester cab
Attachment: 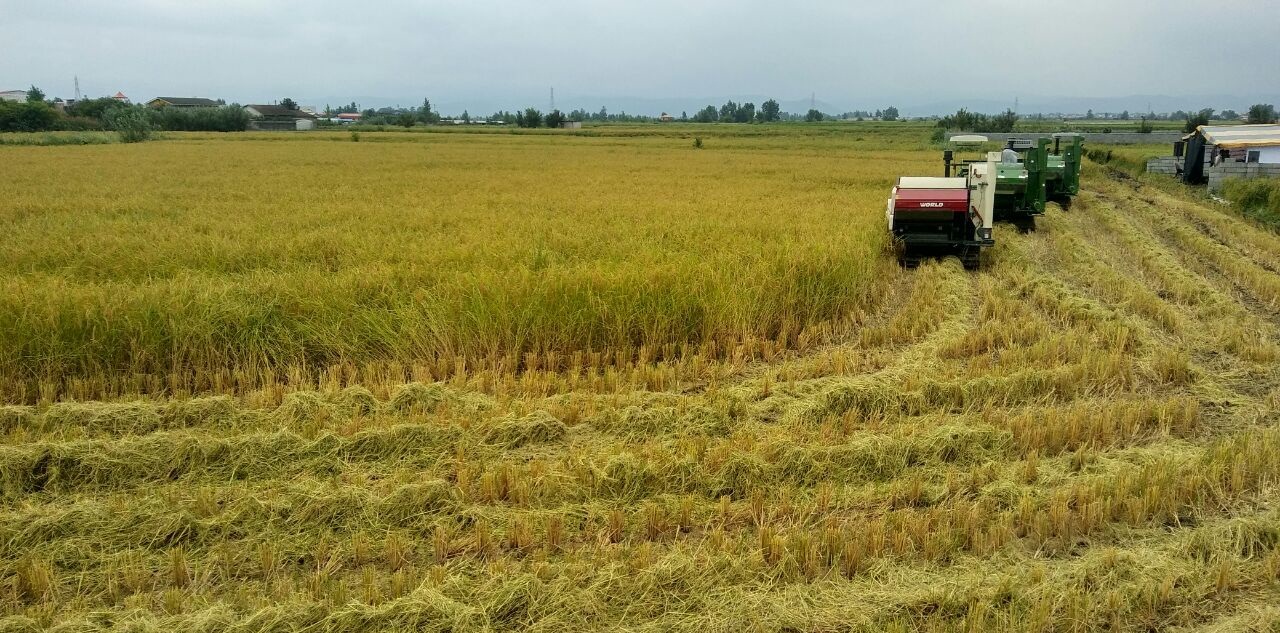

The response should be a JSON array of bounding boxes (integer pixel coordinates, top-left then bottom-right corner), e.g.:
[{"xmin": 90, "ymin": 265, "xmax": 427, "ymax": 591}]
[{"xmin": 887, "ymin": 152, "xmax": 997, "ymax": 270}]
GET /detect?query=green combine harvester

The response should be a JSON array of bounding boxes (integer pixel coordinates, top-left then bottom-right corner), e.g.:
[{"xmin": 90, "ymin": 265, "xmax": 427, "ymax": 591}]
[
  {"xmin": 1044, "ymin": 133, "xmax": 1084, "ymax": 199},
  {"xmin": 945, "ymin": 136, "xmax": 1048, "ymax": 230},
  {"xmin": 943, "ymin": 133, "xmax": 1086, "ymax": 229}
]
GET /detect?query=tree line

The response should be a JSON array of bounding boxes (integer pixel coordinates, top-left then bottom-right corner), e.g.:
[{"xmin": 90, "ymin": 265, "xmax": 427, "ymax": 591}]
[
  {"xmin": 0, "ymin": 85, "xmax": 250, "ymax": 136},
  {"xmin": 690, "ymin": 100, "xmax": 899, "ymax": 123}
]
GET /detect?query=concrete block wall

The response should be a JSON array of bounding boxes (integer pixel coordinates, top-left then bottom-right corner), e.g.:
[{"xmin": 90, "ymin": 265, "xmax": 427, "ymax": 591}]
[
  {"xmin": 948, "ymin": 132, "xmax": 1183, "ymax": 145},
  {"xmin": 248, "ymin": 120, "xmax": 309, "ymax": 131},
  {"xmin": 1207, "ymin": 162, "xmax": 1280, "ymax": 193},
  {"xmin": 1146, "ymin": 157, "xmax": 1180, "ymax": 175}
]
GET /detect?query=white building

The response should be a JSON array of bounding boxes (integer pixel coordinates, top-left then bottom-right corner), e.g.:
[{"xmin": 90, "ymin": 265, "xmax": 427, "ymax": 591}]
[
  {"xmin": 0, "ymin": 90, "xmax": 28, "ymax": 102},
  {"xmin": 1165, "ymin": 124, "xmax": 1280, "ymax": 191},
  {"xmin": 1198, "ymin": 124, "xmax": 1280, "ymax": 164}
]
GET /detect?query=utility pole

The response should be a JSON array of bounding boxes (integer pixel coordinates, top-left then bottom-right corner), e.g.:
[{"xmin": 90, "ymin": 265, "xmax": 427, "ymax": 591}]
[
  {"xmin": 550, "ymin": 87, "xmax": 555, "ymax": 112},
  {"xmin": 810, "ymin": 92, "xmax": 816, "ymax": 110},
  {"xmin": 73, "ymin": 75, "xmax": 81, "ymax": 102}
]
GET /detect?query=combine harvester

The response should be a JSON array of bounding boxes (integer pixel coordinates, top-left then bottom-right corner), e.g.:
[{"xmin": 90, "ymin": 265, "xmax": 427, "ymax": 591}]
[
  {"xmin": 1044, "ymin": 133, "xmax": 1085, "ymax": 200},
  {"xmin": 944, "ymin": 136, "xmax": 1048, "ymax": 231},
  {"xmin": 887, "ymin": 133, "xmax": 1085, "ymax": 270},
  {"xmin": 887, "ymin": 151, "xmax": 998, "ymax": 270}
]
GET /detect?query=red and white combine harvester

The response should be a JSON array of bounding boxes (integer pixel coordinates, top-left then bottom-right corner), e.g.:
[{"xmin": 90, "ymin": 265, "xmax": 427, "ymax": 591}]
[{"xmin": 886, "ymin": 148, "xmax": 998, "ymax": 270}]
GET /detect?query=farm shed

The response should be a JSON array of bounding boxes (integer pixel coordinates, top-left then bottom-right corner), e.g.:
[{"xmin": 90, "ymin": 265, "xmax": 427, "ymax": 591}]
[
  {"xmin": 1147, "ymin": 124, "xmax": 1280, "ymax": 191},
  {"xmin": 147, "ymin": 97, "xmax": 220, "ymax": 108},
  {"xmin": 244, "ymin": 104, "xmax": 317, "ymax": 131},
  {"xmin": 0, "ymin": 90, "xmax": 29, "ymax": 102},
  {"xmin": 559, "ymin": 120, "xmax": 583, "ymax": 129}
]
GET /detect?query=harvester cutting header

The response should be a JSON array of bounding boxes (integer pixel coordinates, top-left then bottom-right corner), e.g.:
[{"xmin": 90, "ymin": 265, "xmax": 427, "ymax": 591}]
[{"xmin": 888, "ymin": 133, "xmax": 1084, "ymax": 270}]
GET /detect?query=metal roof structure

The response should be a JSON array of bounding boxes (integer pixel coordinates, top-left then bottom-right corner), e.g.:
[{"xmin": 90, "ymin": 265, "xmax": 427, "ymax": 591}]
[
  {"xmin": 1193, "ymin": 124, "xmax": 1280, "ymax": 149},
  {"xmin": 244, "ymin": 104, "xmax": 317, "ymax": 119},
  {"xmin": 148, "ymin": 97, "xmax": 221, "ymax": 107}
]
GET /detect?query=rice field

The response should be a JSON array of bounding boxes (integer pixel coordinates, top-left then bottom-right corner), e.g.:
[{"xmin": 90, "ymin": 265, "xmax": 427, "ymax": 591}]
[{"xmin": 2, "ymin": 124, "xmax": 1280, "ymax": 631}]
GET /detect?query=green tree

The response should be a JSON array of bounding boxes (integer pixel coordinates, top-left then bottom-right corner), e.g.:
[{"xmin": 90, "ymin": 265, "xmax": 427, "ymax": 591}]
[
  {"xmin": 759, "ymin": 99, "xmax": 781, "ymax": 123},
  {"xmin": 104, "ymin": 106, "xmax": 153, "ymax": 143},
  {"xmin": 1220, "ymin": 109, "xmax": 1239, "ymax": 121},
  {"xmin": 545, "ymin": 109, "xmax": 566, "ymax": 128},
  {"xmin": 517, "ymin": 107, "xmax": 542, "ymax": 128},
  {"xmin": 65, "ymin": 97, "xmax": 122, "ymax": 121},
  {"xmin": 280, "ymin": 98, "xmax": 298, "ymax": 110},
  {"xmin": 882, "ymin": 106, "xmax": 899, "ymax": 121},
  {"xmin": 0, "ymin": 100, "xmax": 58, "ymax": 131},
  {"xmin": 719, "ymin": 101, "xmax": 738, "ymax": 121},
  {"xmin": 1248, "ymin": 104, "xmax": 1277, "ymax": 124},
  {"xmin": 1137, "ymin": 116, "xmax": 1154, "ymax": 134},
  {"xmin": 462, "ymin": 110, "xmax": 472, "ymax": 124},
  {"xmin": 1183, "ymin": 108, "xmax": 1212, "ymax": 133},
  {"xmin": 26, "ymin": 86, "xmax": 45, "ymax": 103},
  {"xmin": 990, "ymin": 109, "xmax": 1018, "ymax": 133},
  {"xmin": 736, "ymin": 102, "xmax": 756, "ymax": 123},
  {"xmin": 805, "ymin": 109, "xmax": 824, "ymax": 122},
  {"xmin": 693, "ymin": 105, "xmax": 717, "ymax": 123},
  {"xmin": 1085, "ymin": 109, "xmax": 1094, "ymax": 119},
  {"xmin": 419, "ymin": 98, "xmax": 439, "ymax": 124},
  {"xmin": 395, "ymin": 112, "xmax": 416, "ymax": 127}
]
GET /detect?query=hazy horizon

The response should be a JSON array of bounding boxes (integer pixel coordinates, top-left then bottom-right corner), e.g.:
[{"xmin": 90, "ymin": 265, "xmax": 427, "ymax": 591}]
[{"xmin": 3, "ymin": 0, "xmax": 1278, "ymax": 116}]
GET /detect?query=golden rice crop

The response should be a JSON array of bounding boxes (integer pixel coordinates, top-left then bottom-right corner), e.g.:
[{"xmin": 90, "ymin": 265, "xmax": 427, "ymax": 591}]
[
  {"xmin": 2, "ymin": 124, "xmax": 1280, "ymax": 631},
  {"xmin": 0, "ymin": 129, "xmax": 926, "ymax": 402}
]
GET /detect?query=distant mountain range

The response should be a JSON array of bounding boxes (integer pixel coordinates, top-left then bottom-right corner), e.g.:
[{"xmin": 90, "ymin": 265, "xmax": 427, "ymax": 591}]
[{"xmin": 302, "ymin": 93, "xmax": 1280, "ymax": 119}]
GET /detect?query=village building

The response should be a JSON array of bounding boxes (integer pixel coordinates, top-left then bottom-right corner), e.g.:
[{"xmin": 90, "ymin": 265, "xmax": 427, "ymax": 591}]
[
  {"xmin": 146, "ymin": 97, "xmax": 221, "ymax": 108},
  {"xmin": 244, "ymin": 104, "xmax": 318, "ymax": 130},
  {"xmin": 1148, "ymin": 124, "xmax": 1280, "ymax": 192}
]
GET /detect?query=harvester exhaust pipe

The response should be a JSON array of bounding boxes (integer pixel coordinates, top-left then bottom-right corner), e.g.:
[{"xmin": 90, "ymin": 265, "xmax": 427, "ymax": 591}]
[
  {"xmin": 943, "ymin": 150, "xmax": 953, "ymax": 177},
  {"xmin": 1054, "ymin": 136, "xmax": 1061, "ymax": 155}
]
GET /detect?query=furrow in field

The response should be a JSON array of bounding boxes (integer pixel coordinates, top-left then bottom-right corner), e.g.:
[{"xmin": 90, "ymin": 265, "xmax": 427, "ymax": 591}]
[
  {"xmin": 2, "ymin": 411, "xmax": 1259, "ymax": 598},
  {"xmin": 0, "ymin": 395, "xmax": 1205, "ymax": 560},
  {"xmin": 1080, "ymin": 191, "xmax": 1226, "ymax": 310},
  {"xmin": 1143, "ymin": 183, "xmax": 1280, "ymax": 275},
  {"xmin": 0, "ymin": 377, "xmax": 1136, "ymax": 500},
  {"xmin": 1086, "ymin": 180, "xmax": 1280, "ymax": 372},
  {"xmin": 741, "ymin": 259, "xmax": 979, "ymax": 424},
  {"xmin": 1118, "ymin": 182, "xmax": 1280, "ymax": 316},
  {"xmin": 1046, "ymin": 204, "xmax": 1185, "ymax": 337},
  {"xmin": 10, "ymin": 455, "xmax": 1280, "ymax": 629}
]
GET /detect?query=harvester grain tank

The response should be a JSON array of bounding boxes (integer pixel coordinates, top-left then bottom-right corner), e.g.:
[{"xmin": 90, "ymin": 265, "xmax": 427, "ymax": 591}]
[{"xmin": 887, "ymin": 152, "xmax": 998, "ymax": 270}]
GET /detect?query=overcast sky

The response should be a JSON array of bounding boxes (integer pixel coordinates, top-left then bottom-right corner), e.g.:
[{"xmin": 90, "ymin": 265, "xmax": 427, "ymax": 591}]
[{"xmin": 2, "ymin": 0, "xmax": 1277, "ymax": 114}]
